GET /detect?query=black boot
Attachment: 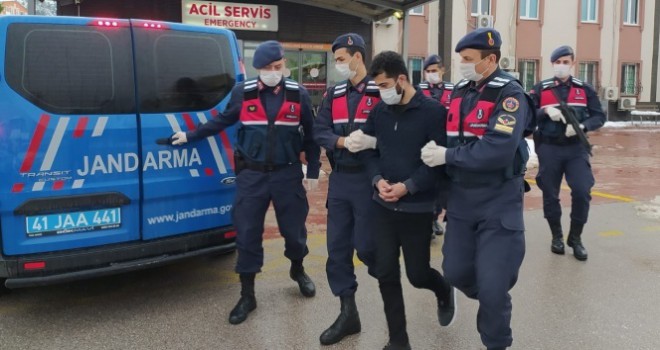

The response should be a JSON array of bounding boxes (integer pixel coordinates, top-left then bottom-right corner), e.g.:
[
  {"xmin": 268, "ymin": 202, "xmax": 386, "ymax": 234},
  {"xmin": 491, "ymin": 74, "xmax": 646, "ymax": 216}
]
[
  {"xmin": 319, "ymin": 295, "xmax": 361, "ymax": 345},
  {"xmin": 548, "ymin": 219, "xmax": 565, "ymax": 255},
  {"xmin": 229, "ymin": 273, "xmax": 257, "ymax": 325},
  {"xmin": 379, "ymin": 282, "xmax": 410, "ymax": 349},
  {"xmin": 567, "ymin": 221, "xmax": 588, "ymax": 261},
  {"xmin": 290, "ymin": 260, "xmax": 316, "ymax": 297}
]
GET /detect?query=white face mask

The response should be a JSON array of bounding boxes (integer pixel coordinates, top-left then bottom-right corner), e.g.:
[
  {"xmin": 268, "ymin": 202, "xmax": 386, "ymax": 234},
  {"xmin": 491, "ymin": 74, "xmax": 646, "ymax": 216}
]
[
  {"xmin": 459, "ymin": 57, "xmax": 488, "ymax": 82},
  {"xmin": 553, "ymin": 64, "xmax": 572, "ymax": 79},
  {"xmin": 425, "ymin": 72, "xmax": 442, "ymax": 85},
  {"xmin": 260, "ymin": 70, "xmax": 283, "ymax": 87},
  {"xmin": 379, "ymin": 83, "xmax": 403, "ymax": 105},
  {"xmin": 335, "ymin": 56, "xmax": 356, "ymax": 80}
]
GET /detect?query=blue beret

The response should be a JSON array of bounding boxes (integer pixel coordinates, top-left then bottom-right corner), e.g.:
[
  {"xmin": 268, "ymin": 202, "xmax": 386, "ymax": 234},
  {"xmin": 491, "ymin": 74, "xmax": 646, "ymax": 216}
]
[
  {"xmin": 332, "ymin": 33, "xmax": 366, "ymax": 53},
  {"xmin": 455, "ymin": 28, "xmax": 502, "ymax": 52},
  {"xmin": 253, "ymin": 40, "xmax": 284, "ymax": 69},
  {"xmin": 423, "ymin": 54, "xmax": 443, "ymax": 70},
  {"xmin": 550, "ymin": 45, "xmax": 574, "ymax": 62}
]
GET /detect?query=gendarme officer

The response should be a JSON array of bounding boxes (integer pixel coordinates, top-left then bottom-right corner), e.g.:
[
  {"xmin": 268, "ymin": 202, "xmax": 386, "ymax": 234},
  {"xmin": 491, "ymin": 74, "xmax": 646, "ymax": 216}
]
[
  {"xmin": 313, "ymin": 33, "xmax": 379, "ymax": 346},
  {"xmin": 421, "ymin": 28, "xmax": 532, "ymax": 350},
  {"xmin": 168, "ymin": 40, "xmax": 321, "ymax": 325},
  {"xmin": 530, "ymin": 45, "xmax": 605, "ymax": 261}
]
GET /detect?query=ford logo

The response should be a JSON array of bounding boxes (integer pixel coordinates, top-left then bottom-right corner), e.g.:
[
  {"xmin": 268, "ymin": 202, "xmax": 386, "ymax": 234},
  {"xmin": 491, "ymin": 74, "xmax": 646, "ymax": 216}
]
[{"xmin": 221, "ymin": 177, "xmax": 236, "ymax": 185}]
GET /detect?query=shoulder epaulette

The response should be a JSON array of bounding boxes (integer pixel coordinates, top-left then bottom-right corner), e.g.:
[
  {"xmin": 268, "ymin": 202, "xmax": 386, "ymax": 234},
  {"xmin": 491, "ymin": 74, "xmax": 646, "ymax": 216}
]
[
  {"xmin": 284, "ymin": 78, "xmax": 300, "ymax": 91},
  {"xmin": 571, "ymin": 77, "xmax": 584, "ymax": 86},
  {"xmin": 455, "ymin": 79, "xmax": 470, "ymax": 89},
  {"xmin": 486, "ymin": 76, "xmax": 512, "ymax": 89},
  {"xmin": 333, "ymin": 81, "xmax": 348, "ymax": 97},
  {"xmin": 365, "ymin": 80, "xmax": 380, "ymax": 95},
  {"xmin": 443, "ymin": 82, "xmax": 454, "ymax": 90},
  {"xmin": 541, "ymin": 78, "xmax": 557, "ymax": 90},
  {"xmin": 243, "ymin": 78, "xmax": 259, "ymax": 92}
]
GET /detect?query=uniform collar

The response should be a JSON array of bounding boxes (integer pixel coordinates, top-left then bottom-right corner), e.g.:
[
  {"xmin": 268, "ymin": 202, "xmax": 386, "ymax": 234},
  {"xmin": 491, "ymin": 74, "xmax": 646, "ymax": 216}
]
[
  {"xmin": 348, "ymin": 76, "xmax": 371, "ymax": 93},
  {"xmin": 554, "ymin": 76, "xmax": 573, "ymax": 87},
  {"xmin": 257, "ymin": 78, "xmax": 284, "ymax": 95},
  {"xmin": 474, "ymin": 67, "xmax": 502, "ymax": 90}
]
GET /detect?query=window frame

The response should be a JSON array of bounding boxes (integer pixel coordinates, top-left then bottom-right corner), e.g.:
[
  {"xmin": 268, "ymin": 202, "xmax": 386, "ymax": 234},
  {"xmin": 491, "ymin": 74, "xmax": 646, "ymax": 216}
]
[
  {"xmin": 408, "ymin": 57, "xmax": 423, "ymax": 86},
  {"xmin": 623, "ymin": 0, "xmax": 639, "ymax": 25},
  {"xmin": 408, "ymin": 5, "xmax": 424, "ymax": 16},
  {"xmin": 519, "ymin": 0, "xmax": 539, "ymax": 20},
  {"xmin": 577, "ymin": 61, "xmax": 599, "ymax": 89},
  {"xmin": 620, "ymin": 63, "xmax": 639, "ymax": 96},
  {"xmin": 518, "ymin": 59, "xmax": 538, "ymax": 92},
  {"xmin": 471, "ymin": 0, "xmax": 491, "ymax": 16},
  {"xmin": 581, "ymin": 0, "xmax": 598, "ymax": 23}
]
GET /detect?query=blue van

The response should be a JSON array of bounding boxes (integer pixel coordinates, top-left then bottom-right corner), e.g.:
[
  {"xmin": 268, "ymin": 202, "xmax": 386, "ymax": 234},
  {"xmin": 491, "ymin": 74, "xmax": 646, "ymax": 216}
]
[{"xmin": 0, "ymin": 16, "xmax": 242, "ymax": 289}]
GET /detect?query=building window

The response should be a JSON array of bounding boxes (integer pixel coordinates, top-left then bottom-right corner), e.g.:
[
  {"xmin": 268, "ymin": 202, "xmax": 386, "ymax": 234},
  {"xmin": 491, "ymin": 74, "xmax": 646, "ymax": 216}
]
[
  {"xmin": 471, "ymin": 0, "xmax": 491, "ymax": 16},
  {"xmin": 624, "ymin": 0, "xmax": 639, "ymax": 25},
  {"xmin": 581, "ymin": 0, "xmax": 598, "ymax": 22},
  {"xmin": 408, "ymin": 58, "xmax": 423, "ymax": 86},
  {"xmin": 578, "ymin": 61, "xmax": 599, "ymax": 88},
  {"xmin": 409, "ymin": 5, "xmax": 424, "ymax": 16},
  {"xmin": 519, "ymin": 0, "xmax": 539, "ymax": 19},
  {"xmin": 620, "ymin": 64, "xmax": 639, "ymax": 95},
  {"xmin": 518, "ymin": 59, "xmax": 538, "ymax": 92}
]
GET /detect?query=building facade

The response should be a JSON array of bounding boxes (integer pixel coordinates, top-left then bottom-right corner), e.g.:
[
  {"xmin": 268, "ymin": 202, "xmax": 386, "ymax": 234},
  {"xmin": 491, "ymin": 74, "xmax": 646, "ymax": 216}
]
[
  {"xmin": 1, "ymin": 0, "xmax": 28, "ymax": 15},
  {"xmin": 375, "ymin": 0, "xmax": 660, "ymax": 119}
]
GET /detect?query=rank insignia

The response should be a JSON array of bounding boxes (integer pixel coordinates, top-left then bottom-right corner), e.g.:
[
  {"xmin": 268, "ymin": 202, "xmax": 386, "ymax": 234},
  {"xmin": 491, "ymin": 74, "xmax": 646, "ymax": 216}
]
[{"xmin": 494, "ymin": 114, "xmax": 516, "ymax": 135}]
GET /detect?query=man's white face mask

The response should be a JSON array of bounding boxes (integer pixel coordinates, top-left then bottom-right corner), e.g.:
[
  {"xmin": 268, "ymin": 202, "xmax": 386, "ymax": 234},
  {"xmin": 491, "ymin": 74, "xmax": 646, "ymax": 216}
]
[
  {"xmin": 379, "ymin": 82, "xmax": 403, "ymax": 105},
  {"xmin": 425, "ymin": 72, "xmax": 442, "ymax": 85},
  {"xmin": 260, "ymin": 70, "xmax": 283, "ymax": 87},
  {"xmin": 553, "ymin": 64, "xmax": 572, "ymax": 79},
  {"xmin": 335, "ymin": 56, "xmax": 357, "ymax": 80}
]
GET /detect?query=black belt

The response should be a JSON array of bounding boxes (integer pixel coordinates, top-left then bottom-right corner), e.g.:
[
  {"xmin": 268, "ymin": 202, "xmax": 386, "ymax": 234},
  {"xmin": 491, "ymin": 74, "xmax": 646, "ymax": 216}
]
[
  {"xmin": 245, "ymin": 162, "xmax": 292, "ymax": 172},
  {"xmin": 539, "ymin": 135, "xmax": 580, "ymax": 146},
  {"xmin": 333, "ymin": 164, "xmax": 364, "ymax": 173}
]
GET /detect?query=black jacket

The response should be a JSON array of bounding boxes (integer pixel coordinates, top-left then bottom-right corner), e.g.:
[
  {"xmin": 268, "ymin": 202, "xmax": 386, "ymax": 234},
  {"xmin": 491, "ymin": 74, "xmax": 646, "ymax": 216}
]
[{"xmin": 360, "ymin": 89, "xmax": 448, "ymax": 213}]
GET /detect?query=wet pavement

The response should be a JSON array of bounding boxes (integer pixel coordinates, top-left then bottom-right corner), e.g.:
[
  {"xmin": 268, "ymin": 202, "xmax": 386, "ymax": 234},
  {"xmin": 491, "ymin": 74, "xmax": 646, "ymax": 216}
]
[{"xmin": 1, "ymin": 126, "xmax": 659, "ymax": 350}]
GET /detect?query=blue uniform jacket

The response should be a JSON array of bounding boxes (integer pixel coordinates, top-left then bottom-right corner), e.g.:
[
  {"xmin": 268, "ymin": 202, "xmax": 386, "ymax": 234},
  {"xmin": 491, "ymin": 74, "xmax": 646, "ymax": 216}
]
[
  {"xmin": 360, "ymin": 90, "xmax": 448, "ymax": 213},
  {"xmin": 184, "ymin": 77, "xmax": 321, "ymax": 179},
  {"xmin": 445, "ymin": 69, "xmax": 530, "ymax": 173}
]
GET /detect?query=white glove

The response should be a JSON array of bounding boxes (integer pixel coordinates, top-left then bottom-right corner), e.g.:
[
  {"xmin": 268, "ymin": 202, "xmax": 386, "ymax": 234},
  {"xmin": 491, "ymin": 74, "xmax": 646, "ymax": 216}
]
[
  {"xmin": 345, "ymin": 130, "xmax": 377, "ymax": 153},
  {"xmin": 545, "ymin": 107, "xmax": 566, "ymax": 124},
  {"xmin": 421, "ymin": 141, "xmax": 447, "ymax": 167},
  {"xmin": 303, "ymin": 178, "xmax": 319, "ymax": 191},
  {"xmin": 343, "ymin": 136, "xmax": 354, "ymax": 151},
  {"xmin": 565, "ymin": 124, "xmax": 585, "ymax": 138},
  {"xmin": 171, "ymin": 131, "xmax": 188, "ymax": 146}
]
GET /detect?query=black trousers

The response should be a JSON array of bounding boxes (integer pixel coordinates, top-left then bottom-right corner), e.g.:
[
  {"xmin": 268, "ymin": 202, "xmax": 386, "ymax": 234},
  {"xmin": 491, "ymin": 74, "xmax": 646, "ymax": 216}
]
[{"xmin": 373, "ymin": 202, "xmax": 449, "ymax": 345}]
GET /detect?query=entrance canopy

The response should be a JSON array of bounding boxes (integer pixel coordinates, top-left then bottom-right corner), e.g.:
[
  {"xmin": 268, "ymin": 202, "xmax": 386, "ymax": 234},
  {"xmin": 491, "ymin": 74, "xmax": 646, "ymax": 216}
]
[{"xmin": 282, "ymin": 0, "xmax": 434, "ymax": 21}]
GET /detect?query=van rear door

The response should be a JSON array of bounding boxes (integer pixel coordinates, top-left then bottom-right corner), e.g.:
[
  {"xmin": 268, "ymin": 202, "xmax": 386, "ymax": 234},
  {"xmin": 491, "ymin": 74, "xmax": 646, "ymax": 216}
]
[
  {"xmin": 0, "ymin": 16, "xmax": 140, "ymax": 255},
  {"xmin": 131, "ymin": 20, "xmax": 239, "ymax": 241}
]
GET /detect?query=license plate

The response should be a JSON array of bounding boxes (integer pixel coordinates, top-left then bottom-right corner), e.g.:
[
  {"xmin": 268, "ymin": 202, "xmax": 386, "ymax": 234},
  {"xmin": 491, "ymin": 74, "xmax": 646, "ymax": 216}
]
[{"xmin": 26, "ymin": 208, "xmax": 121, "ymax": 237}]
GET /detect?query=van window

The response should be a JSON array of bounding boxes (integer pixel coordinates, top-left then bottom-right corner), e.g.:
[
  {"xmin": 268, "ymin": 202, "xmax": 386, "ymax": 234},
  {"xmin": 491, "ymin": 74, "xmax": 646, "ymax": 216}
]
[
  {"xmin": 5, "ymin": 24, "xmax": 136, "ymax": 115},
  {"xmin": 133, "ymin": 29, "xmax": 236, "ymax": 113}
]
